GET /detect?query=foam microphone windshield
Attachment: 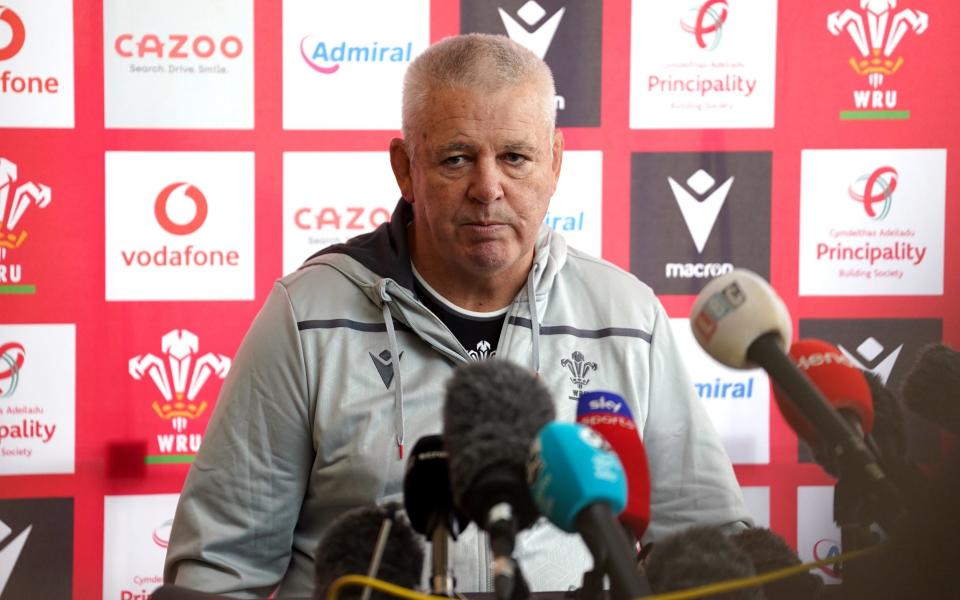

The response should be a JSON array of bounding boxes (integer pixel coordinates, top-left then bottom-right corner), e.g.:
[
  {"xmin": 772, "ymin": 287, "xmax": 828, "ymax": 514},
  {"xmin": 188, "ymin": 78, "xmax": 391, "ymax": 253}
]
[
  {"xmin": 313, "ymin": 502, "xmax": 424, "ymax": 600},
  {"xmin": 403, "ymin": 434, "xmax": 469, "ymax": 538},
  {"xmin": 442, "ymin": 358, "xmax": 555, "ymax": 530},
  {"xmin": 902, "ymin": 343, "xmax": 960, "ymax": 437},
  {"xmin": 774, "ymin": 339, "xmax": 875, "ymax": 445},
  {"xmin": 576, "ymin": 390, "xmax": 651, "ymax": 541}
]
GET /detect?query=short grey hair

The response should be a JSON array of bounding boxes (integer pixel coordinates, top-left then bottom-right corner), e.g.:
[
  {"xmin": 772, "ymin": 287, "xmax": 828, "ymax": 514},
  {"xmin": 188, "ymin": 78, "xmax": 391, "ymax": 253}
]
[{"xmin": 401, "ymin": 33, "xmax": 557, "ymax": 152}]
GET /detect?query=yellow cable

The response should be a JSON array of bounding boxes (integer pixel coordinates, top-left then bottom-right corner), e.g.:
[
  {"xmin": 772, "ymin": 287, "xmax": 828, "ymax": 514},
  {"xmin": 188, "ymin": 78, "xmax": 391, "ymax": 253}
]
[{"xmin": 325, "ymin": 544, "xmax": 882, "ymax": 600}]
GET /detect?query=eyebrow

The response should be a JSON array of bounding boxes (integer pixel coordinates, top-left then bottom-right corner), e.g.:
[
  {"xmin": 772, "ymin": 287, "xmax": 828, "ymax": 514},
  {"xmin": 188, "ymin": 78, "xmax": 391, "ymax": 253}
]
[{"xmin": 433, "ymin": 141, "xmax": 541, "ymax": 156}]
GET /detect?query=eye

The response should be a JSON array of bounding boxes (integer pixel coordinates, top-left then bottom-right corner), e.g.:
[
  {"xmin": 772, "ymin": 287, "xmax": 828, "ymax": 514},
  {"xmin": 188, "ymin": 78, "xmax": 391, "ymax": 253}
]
[
  {"xmin": 441, "ymin": 155, "xmax": 467, "ymax": 167},
  {"xmin": 502, "ymin": 152, "xmax": 528, "ymax": 165}
]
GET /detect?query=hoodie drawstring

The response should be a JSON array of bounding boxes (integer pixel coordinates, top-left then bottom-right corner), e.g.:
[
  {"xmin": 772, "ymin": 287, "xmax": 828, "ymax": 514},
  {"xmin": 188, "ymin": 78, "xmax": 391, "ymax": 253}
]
[
  {"xmin": 380, "ymin": 290, "xmax": 405, "ymax": 460},
  {"xmin": 526, "ymin": 263, "xmax": 541, "ymax": 374}
]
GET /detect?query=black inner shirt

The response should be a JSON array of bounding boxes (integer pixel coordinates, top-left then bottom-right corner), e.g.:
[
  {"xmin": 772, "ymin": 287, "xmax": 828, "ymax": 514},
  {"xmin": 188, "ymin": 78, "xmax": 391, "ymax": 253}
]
[{"xmin": 412, "ymin": 272, "xmax": 506, "ymax": 360}]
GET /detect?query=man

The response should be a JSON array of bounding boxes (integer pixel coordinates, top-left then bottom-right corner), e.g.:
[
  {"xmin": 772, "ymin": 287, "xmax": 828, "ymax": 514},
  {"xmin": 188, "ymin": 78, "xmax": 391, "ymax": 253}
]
[{"xmin": 164, "ymin": 33, "xmax": 750, "ymax": 598}]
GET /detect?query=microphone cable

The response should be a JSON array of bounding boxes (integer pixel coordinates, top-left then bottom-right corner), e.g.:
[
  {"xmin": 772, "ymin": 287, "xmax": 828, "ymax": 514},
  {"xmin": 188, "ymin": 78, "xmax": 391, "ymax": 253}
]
[{"xmin": 324, "ymin": 543, "xmax": 884, "ymax": 600}]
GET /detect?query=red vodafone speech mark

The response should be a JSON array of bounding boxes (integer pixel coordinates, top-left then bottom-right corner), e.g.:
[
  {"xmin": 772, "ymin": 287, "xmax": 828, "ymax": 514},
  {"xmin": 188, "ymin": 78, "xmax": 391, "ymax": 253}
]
[
  {"xmin": 154, "ymin": 182, "xmax": 208, "ymax": 235},
  {"xmin": 0, "ymin": 6, "xmax": 26, "ymax": 61}
]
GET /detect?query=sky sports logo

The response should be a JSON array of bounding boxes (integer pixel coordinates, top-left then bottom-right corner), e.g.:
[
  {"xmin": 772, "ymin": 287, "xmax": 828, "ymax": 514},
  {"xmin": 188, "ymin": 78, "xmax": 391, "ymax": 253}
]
[
  {"xmin": 630, "ymin": 152, "xmax": 771, "ymax": 295},
  {"xmin": 300, "ymin": 38, "xmax": 413, "ymax": 74}
]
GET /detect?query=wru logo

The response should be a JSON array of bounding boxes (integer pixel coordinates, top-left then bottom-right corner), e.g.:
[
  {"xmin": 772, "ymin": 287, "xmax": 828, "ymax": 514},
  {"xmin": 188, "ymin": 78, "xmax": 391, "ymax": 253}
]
[{"xmin": 561, "ymin": 350, "xmax": 598, "ymax": 401}]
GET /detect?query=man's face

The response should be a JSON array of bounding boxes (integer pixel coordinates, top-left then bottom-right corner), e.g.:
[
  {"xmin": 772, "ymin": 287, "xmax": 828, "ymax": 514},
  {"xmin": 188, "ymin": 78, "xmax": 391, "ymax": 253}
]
[{"xmin": 391, "ymin": 84, "xmax": 563, "ymax": 282}]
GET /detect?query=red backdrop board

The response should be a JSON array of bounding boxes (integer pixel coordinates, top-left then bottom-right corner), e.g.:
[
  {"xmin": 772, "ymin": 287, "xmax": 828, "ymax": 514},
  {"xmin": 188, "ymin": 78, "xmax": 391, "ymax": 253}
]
[{"xmin": 1, "ymin": 1, "xmax": 958, "ymax": 597}]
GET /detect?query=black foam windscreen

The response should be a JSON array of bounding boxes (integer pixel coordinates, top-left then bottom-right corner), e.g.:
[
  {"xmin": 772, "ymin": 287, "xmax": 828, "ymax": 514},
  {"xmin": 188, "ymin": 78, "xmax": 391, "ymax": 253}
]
[
  {"xmin": 403, "ymin": 434, "xmax": 469, "ymax": 537},
  {"xmin": 643, "ymin": 526, "xmax": 762, "ymax": 599},
  {"xmin": 442, "ymin": 358, "xmax": 555, "ymax": 529},
  {"xmin": 864, "ymin": 371, "xmax": 908, "ymax": 462},
  {"xmin": 902, "ymin": 343, "xmax": 960, "ymax": 437},
  {"xmin": 313, "ymin": 502, "xmax": 424, "ymax": 600},
  {"xmin": 731, "ymin": 528, "xmax": 823, "ymax": 600}
]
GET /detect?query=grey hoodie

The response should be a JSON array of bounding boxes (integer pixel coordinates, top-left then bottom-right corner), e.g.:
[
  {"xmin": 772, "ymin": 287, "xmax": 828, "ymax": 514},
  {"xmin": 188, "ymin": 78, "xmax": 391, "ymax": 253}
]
[{"xmin": 164, "ymin": 199, "xmax": 751, "ymax": 598}]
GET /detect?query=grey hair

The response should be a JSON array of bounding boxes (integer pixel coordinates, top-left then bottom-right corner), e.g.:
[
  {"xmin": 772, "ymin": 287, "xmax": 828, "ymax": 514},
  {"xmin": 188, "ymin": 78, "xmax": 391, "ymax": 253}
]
[{"xmin": 401, "ymin": 33, "xmax": 557, "ymax": 153}]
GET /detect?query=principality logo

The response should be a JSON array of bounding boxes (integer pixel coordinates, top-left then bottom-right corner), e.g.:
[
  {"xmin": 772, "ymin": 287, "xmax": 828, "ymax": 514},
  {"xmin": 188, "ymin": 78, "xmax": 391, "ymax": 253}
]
[
  {"xmin": 498, "ymin": 1, "xmax": 565, "ymax": 59},
  {"xmin": 0, "ymin": 158, "xmax": 52, "ymax": 294},
  {"xmin": 0, "ymin": 342, "xmax": 25, "ymax": 398},
  {"xmin": 827, "ymin": 1, "xmax": 928, "ymax": 120},
  {"xmin": 0, "ymin": 6, "xmax": 25, "ymax": 61},
  {"xmin": 129, "ymin": 329, "xmax": 230, "ymax": 438},
  {"xmin": 151, "ymin": 519, "xmax": 173, "ymax": 549},
  {"xmin": 155, "ymin": 183, "xmax": 208, "ymax": 236},
  {"xmin": 668, "ymin": 168, "xmax": 735, "ymax": 253},
  {"xmin": 561, "ymin": 350, "xmax": 598, "ymax": 401},
  {"xmin": 680, "ymin": 0, "xmax": 729, "ymax": 50},
  {"xmin": 848, "ymin": 166, "xmax": 897, "ymax": 220},
  {"xmin": 837, "ymin": 336, "xmax": 902, "ymax": 384}
]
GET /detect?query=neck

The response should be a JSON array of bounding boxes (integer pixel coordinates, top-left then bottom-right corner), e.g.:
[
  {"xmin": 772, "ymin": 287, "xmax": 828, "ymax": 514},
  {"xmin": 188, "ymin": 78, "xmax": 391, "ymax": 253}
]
[{"xmin": 410, "ymin": 253, "xmax": 531, "ymax": 313}]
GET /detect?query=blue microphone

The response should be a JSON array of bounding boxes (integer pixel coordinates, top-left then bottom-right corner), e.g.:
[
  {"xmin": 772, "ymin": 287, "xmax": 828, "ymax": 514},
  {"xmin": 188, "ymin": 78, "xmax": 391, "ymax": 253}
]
[{"xmin": 528, "ymin": 422, "xmax": 650, "ymax": 599}]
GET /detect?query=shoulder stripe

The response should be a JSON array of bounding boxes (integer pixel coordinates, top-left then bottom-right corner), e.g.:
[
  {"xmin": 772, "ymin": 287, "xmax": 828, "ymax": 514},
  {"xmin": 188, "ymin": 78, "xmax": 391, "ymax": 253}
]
[
  {"xmin": 297, "ymin": 319, "xmax": 412, "ymax": 333},
  {"xmin": 508, "ymin": 317, "xmax": 652, "ymax": 342}
]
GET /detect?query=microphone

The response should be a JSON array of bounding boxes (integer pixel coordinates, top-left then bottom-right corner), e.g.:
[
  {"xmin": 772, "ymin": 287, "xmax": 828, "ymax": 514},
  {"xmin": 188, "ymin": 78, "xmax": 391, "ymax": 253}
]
[
  {"xmin": 575, "ymin": 390, "xmax": 651, "ymax": 542},
  {"xmin": 528, "ymin": 421, "xmax": 650, "ymax": 600},
  {"xmin": 313, "ymin": 502, "xmax": 424, "ymax": 600},
  {"xmin": 902, "ymin": 343, "xmax": 960, "ymax": 437},
  {"xmin": 443, "ymin": 358, "xmax": 556, "ymax": 600},
  {"xmin": 643, "ymin": 526, "xmax": 761, "ymax": 598},
  {"xmin": 772, "ymin": 339, "xmax": 875, "ymax": 473},
  {"xmin": 690, "ymin": 269, "xmax": 904, "ymax": 535},
  {"xmin": 403, "ymin": 434, "xmax": 469, "ymax": 596}
]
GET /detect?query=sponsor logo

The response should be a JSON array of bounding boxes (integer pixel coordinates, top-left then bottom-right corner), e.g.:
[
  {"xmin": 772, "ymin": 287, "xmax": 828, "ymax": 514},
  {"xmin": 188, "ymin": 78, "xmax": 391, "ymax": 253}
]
[
  {"xmin": 794, "ymin": 352, "xmax": 854, "ymax": 372},
  {"xmin": 849, "ymin": 166, "xmax": 896, "ymax": 220},
  {"xmin": 369, "ymin": 349, "xmax": 402, "ymax": 389},
  {"xmin": 812, "ymin": 538, "xmax": 841, "ymax": 578},
  {"xmin": 129, "ymin": 329, "xmax": 230, "ymax": 459},
  {"xmin": 293, "ymin": 205, "xmax": 391, "ymax": 234},
  {"xmin": 0, "ymin": 342, "xmax": 24, "ymax": 397},
  {"xmin": 694, "ymin": 376, "xmax": 755, "ymax": 399},
  {"xmin": 837, "ymin": 337, "xmax": 901, "ymax": 384},
  {"xmin": 468, "ymin": 340, "xmax": 495, "ymax": 361},
  {"xmin": 631, "ymin": 152, "xmax": 771, "ymax": 293},
  {"xmin": 680, "ymin": 0, "xmax": 728, "ymax": 50},
  {"xmin": 692, "ymin": 281, "xmax": 746, "ymax": 343},
  {"xmin": 0, "ymin": 6, "xmax": 60, "ymax": 96},
  {"xmin": 828, "ymin": 2, "xmax": 927, "ymax": 119},
  {"xmin": 300, "ymin": 38, "xmax": 413, "ymax": 74},
  {"xmin": 119, "ymin": 182, "xmax": 239, "ymax": 269},
  {"xmin": 0, "ymin": 158, "xmax": 52, "ymax": 294},
  {"xmin": 498, "ymin": 1, "xmax": 565, "ymax": 60},
  {"xmin": 113, "ymin": 33, "xmax": 244, "ymax": 77},
  {"xmin": 561, "ymin": 350, "xmax": 598, "ymax": 401},
  {"xmin": 151, "ymin": 519, "xmax": 173, "ymax": 549},
  {"xmin": 0, "ymin": 519, "xmax": 31, "ymax": 596},
  {"xmin": 543, "ymin": 210, "xmax": 584, "ymax": 233},
  {"xmin": 0, "ymin": 6, "xmax": 25, "ymax": 60}
]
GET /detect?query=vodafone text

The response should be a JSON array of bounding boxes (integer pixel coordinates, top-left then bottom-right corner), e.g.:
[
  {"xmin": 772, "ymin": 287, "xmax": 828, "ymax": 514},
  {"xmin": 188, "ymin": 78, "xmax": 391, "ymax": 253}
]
[
  {"xmin": 0, "ymin": 70, "xmax": 58, "ymax": 94},
  {"xmin": 121, "ymin": 245, "xmax": 239, "ymax": 267}
]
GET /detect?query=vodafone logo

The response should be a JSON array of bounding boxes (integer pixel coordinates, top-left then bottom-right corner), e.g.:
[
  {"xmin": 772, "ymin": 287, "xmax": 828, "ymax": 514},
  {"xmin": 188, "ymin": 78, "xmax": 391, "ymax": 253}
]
[
  {"xmin": 680, "ymin": 0, "xmax": 728, "ymax": 50},
  {"xmin": 848, "ymin": 167, "xmax": 897, "ymax": 220},
  {"xmin": 0, "ymin": 6, "xmax": 25, "ymax": 61},
  {"xmin": 155, "ymin": 182, "xmax": 208, "ymax": 235}
]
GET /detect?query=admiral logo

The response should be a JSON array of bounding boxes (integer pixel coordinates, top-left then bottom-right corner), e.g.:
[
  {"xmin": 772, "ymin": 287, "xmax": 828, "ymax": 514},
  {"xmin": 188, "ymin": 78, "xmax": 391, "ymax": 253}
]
[
  {"xmin": 0, "ymin": 6, "xmax": 59, "ymax": 96},
  {"xmin": 828, "ymin": 2, "xmax": 927, "ymax": 120},
  {"xmin": 680, "ymin": 0, "xmax": 728, "ymax": 50},
  {"xmin": 129, "ymin": 329, "xmax": 230, "ymax": 460},
  {"xmin": 812, "ymin": 539, "xmax": 841, "ymax": 578},
  {"xmin": 695, "ymin": 376, "xmax": 755, "ymax": 400},
  {"xmin": 0, "ymin": 342, "xmax": 24, "ymax": 397},
  {"xmin": 300, "ymin": 38, "xmax": 413, "ymax": 74},
  {"xmin": 631, "ymin": 152, "xmax": 770, "ymax": 294},
  {"xmin": 462, "ymin": 0, "xmax": 602, "ymax": 127},
  {"xmin": 0, "ymin": 158, "xmax": 52, "ymax": 294},
  {"xmin": 544, "ymin": 210, "xmax": 584, "ymax": 233}
]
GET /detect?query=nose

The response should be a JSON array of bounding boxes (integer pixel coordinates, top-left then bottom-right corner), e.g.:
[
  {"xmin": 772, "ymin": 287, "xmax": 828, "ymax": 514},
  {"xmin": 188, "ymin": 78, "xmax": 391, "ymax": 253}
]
[{"xmin": 467, "ymin": 155, "xmax": 504, "ymax": 204}]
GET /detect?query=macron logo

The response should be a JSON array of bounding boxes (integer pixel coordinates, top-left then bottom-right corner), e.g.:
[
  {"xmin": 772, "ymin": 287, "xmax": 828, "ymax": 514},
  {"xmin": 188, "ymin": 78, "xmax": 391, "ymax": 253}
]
[
  {"xmin": 0, "ymin": 520, "xmax": 31, "ymax": 596},
  {"xmin": 498, "ymin": 1, "xmax": 565, "ymax": 59},
  {"xmin": 838, "ymin": 337, "xmax": 902, "ymax": 385},
  {"xmin": 668, "ymin": 169, "xmax": 734, "ymax": 254}
]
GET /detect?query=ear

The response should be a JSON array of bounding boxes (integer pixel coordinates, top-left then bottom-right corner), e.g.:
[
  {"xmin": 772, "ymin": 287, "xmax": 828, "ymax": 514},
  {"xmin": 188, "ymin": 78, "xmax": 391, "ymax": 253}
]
[
  {"xmin": 389, "ymin": 138, "xmax": 414, "ymax": 203},
  {"xmin": 550, "ymin": 129, "xmax": 564, "ymax": 186}
]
